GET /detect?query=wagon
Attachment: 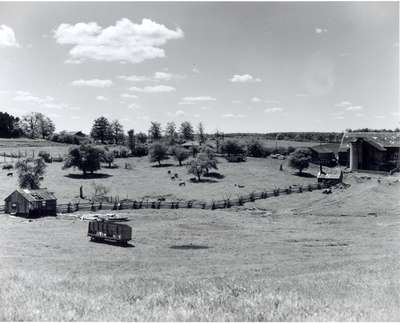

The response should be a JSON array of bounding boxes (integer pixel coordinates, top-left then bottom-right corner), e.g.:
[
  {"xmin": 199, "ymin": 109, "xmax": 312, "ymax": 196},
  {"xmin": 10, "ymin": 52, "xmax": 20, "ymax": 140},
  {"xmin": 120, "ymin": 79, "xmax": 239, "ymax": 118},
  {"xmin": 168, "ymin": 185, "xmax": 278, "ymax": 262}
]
[{"xmin": 88, "ymin": 220, "xmax": 132, "ymax": 246}]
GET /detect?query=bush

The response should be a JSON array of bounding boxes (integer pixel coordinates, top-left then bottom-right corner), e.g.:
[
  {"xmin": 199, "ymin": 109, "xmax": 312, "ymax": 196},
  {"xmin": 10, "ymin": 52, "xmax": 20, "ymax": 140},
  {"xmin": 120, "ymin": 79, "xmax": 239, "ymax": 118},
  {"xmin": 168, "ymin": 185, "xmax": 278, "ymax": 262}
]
[
  {"xmin": 132, "ymin": 145, "xmax": 148, "ymax": 157},
  {"xmin": 247, "ymin": 140, "xmax": 269, "ymax": 158},
  {"xmin": 221, "ymin": 140, "xmax": 247, "ymax": 156},
  {"xmin": 38, "ymin": 151, "xmax": 52, "ymax": 163}
]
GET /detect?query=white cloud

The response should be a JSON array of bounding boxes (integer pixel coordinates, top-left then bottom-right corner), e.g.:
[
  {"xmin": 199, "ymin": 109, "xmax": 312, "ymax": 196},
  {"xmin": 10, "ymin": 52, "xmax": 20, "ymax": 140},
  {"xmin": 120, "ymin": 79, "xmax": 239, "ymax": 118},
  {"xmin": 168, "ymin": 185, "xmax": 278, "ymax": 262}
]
[
  {"xmin": 64, "ymin": 58, "xmax": 82, "ymax": 64},
  {"xmin": 174, "ymin": 110, "xmax": 185, "ymax": 116},
  {"xmin": 127, "ymin": 103, "xmax": 141, "ymax": 110},
  {"xmin": 251, "ymin": 97, "xmax": 261, "ymax": 103},
  {"xmin": 71, "ymin": 79, "xmax": 113, "ymax": 87},
  {"xmin": 54, "ymin": 18, "xmax": 184, "ymax": 64},
  {"xmin": 222, "ymin": 113, "xmax": 246, "ymax": 118},
  {"xmin": 264, "ymin": 107, "xmax": 284, "ymax": 113},
  {"xmin": 335, "ymin": 100, "xmax": 352, "ymax": 107},
  {"xmin": 96, "ymin": 95, "xmax": 108, "ymax": 101},
  {"xmin": 181, "ymin": 96, "xmax": 216, "ymax": 102},
  {"xmin": 0, "ymin": 25, "xmax": 20, "ymax": 48},
  {"xmin": 13, "ymin": 91, "xmax": 78, "ymax": 111},
  {"xmin": 346, "ymin": 105, "xmax": 363, "ymax": 111},
  {"xmin": 192, "ymin": 67, "xmax": 200, "ymax": 73},
  {"xmin": 120, "ymin": 93, "xmax": 138, "ymax": 99},
  {"xmin": 130, "ymin": 85, "xmax": 175, "ymax": 93},
  {"xmin": 119, "ymin": 72, "xmax": 184, "ymax": 82},
  {"xmin": 315, "ymin": 27, "xmax": 328, "ymax": 34},
  {"xmin": 230, "ymin": 74, "xmax": 261, "ymax": 83}
]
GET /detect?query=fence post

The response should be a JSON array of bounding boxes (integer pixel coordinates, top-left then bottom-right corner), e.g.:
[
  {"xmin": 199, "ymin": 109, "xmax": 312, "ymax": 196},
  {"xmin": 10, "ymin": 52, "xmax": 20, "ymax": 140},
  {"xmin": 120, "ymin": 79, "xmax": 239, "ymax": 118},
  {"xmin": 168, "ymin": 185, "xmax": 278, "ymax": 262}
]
[
  {"xmin": 91, "ymin": 202, "xmax": 96, "ymax": 212},
  {"xmin": 67, "ymin": 202, "xmax": 71, "ymax": 213}
]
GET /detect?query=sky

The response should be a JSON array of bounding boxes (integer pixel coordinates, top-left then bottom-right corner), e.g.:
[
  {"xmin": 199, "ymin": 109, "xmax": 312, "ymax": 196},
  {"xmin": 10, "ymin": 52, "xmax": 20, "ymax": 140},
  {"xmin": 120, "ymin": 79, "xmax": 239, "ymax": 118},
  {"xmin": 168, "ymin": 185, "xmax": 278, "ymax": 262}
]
[{"xmin": 0, "ymin": 1, "xmax": 398, "ymax": 134}]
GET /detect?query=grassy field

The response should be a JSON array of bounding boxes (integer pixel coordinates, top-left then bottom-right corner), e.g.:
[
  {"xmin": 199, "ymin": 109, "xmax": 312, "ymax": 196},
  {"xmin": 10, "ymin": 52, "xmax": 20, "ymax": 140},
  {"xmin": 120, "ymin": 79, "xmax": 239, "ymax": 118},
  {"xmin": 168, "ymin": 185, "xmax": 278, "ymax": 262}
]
[{"xmin": 0, "ymin": 173, "xmax": 399, "ymax": 321}]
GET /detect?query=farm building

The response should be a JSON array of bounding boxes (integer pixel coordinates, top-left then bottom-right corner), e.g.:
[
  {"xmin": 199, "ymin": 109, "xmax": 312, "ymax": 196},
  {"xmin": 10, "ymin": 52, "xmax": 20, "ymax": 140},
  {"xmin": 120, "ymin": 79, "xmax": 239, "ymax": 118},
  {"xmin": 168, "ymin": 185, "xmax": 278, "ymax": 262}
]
[
  {"xmin": 338, "ymin": 132, "xmax": 400, "ymax": 173},
  {"xmin": 309, "ymin": 144, "xmax": 339, "ymax": 167},
  {"xmin": 317, "ymin": 168, "xmax": 343, "ymax": 185},
  {"xmin": 4, "ymin": 188, "xmax": 57, "ymax": 217}
]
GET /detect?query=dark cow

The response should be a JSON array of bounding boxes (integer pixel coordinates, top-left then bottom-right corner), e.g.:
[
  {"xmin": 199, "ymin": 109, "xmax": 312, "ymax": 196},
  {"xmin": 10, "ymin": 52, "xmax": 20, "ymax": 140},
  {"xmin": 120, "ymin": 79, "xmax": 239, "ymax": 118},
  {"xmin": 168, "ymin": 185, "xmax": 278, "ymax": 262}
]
[{"xmin": 7, "ymin": 172, "xmax": 13, "ymax": 176}]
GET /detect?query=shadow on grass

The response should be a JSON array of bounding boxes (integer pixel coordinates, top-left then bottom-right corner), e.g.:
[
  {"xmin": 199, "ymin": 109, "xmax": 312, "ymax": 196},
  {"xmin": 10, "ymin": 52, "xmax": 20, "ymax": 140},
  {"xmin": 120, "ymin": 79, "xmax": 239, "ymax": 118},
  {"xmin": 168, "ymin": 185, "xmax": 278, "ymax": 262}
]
[
  {"xmin": 90, "ymin": 239, "xmax": 135, "ymax": 248},
  {"xmin": 293, "ymin": 172, "xmax": 316, "ymax": 178},
  {"xmin": 65, "ymin": 173, "xmax": 112, "ymax": 179},
  {"xmin": 189, "ymin": 178, "xmax": 218, "ymax": 183},
  {"xmin": 170, "ymin": 244, "xmax": 210, "ymax": 250},
  {"xmin": 151, "ymin": 163, "xmax": 175, "ymax": 168},
  {"xmin": 203, "ymin": 172, "xmax": 225, "ymax": 179}
]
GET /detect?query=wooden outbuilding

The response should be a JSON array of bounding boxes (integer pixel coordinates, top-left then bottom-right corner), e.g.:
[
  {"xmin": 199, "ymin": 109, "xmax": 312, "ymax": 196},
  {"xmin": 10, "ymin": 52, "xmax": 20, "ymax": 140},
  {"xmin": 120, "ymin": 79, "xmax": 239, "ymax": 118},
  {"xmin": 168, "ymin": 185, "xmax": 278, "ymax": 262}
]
[{"xmin": 4, "ymin": 188, "xmax": 57, "ymax": 217}]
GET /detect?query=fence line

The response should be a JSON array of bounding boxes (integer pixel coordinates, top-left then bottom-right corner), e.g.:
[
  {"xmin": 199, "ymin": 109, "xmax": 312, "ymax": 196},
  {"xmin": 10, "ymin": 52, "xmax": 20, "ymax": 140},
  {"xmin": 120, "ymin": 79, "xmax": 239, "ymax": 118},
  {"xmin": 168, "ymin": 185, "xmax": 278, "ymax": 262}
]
[{"xmin": 52, "ymin": 182, "xmax": 330, "ymax": 214}]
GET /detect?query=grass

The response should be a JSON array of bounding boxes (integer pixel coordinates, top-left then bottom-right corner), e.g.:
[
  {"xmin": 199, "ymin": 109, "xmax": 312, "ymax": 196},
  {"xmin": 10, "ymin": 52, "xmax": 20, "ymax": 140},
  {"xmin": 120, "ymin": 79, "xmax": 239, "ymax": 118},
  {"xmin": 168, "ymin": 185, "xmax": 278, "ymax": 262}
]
[
  {"xmin": 0, "ymin": 174, "xmax": 399, "ymax": 320},
  {"xmin": 0, "ymin": 138, "xmax": 399, "ymax": 320}
]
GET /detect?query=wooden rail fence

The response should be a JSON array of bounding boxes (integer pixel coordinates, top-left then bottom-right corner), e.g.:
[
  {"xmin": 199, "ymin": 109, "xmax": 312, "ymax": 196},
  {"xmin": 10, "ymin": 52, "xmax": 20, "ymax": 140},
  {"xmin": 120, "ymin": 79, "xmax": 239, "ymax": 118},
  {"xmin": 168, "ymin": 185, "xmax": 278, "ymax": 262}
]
[{"xmin": 52, "ymin": 182, "xmax": 330, "ymax": 214}]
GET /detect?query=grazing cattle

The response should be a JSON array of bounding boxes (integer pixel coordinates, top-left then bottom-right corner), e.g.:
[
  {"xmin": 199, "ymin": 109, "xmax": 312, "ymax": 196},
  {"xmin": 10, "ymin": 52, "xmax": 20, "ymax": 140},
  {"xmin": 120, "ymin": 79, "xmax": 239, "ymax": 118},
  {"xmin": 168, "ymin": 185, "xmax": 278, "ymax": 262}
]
[
  {"xmin": 167, "ymin": 170, "xmax": 171, "ymax": 174},
  {"xmin": 157, "ymin": 197, "xmax": 166, "ymax": 201},
  {"xmin": 39, "ymin": 176, "xmax": 44, "ymax": 180},
  {"xmin": 174, "ymin": 173, "xmax": 179, "ymax": 178},
  {"xmin": 238, "ymin": 184, "xmax": 245, "ymax": 188},
  {"xmin": 171, "ymin": 176, "xmax": 176, "ymax": 180},
  {"xmin": 7, "ymin": 172, "xmax": 13, "ymax": 176},
  {"xmin": 179, "ymin": 182, "xmax": 186, "ymax": 186}
]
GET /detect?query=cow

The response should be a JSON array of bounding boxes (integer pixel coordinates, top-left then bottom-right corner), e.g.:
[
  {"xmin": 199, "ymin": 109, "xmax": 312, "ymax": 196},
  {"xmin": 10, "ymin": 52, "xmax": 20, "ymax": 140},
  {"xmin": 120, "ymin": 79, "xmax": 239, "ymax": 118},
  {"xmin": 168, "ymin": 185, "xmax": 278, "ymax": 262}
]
[
  {"xmin": 174, "ymin": 173, "xmax": 179, "ymax": 178},
  {"xmin": 7, "ymin": 172, "xmax": 13, "ymax": 176},
  {"xmin": 171, "ymin": 176, "xmax": 176, "ymax": 181},
  {"xmin": 179, "ymin": 182, "xmax": 186, "ymax": 186},
  {"xmin": 167, "ymin": 170, "xmax": 171, "ymax": 174}
]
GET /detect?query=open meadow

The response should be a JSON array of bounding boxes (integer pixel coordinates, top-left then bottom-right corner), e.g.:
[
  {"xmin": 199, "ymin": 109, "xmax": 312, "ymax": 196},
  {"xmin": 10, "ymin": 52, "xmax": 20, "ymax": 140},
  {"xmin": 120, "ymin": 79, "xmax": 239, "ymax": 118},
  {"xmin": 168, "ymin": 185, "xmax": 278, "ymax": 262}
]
[{"xmin": 0, "ymin": 172, "xmax": 399, "ymax": 321}]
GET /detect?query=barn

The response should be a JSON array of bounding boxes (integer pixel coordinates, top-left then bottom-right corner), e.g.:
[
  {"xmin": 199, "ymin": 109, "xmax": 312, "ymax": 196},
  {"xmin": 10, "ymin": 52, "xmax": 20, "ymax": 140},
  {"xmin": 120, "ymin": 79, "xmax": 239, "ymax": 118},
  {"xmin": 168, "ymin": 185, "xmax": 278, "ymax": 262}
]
[
  {"xmin": 338, "ymin": 132, "xmax": 400, "ymax": 173},
  {"xmin": 4, "ymin": 188, "xmax": 57, "ymax": 217},
  {"xmin": 309, "ymin": 143, "xmax": 339, "ymax": 167}
]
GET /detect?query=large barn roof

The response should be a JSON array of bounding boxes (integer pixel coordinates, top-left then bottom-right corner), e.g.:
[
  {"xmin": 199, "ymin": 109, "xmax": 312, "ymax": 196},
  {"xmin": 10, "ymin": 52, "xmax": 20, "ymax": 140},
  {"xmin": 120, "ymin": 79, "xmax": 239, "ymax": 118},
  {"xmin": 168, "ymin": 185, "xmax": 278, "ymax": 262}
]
[
  {"xmin": 339, "ymin": 132, "xmax": 400, "ymax": 151},
  {"xmin": 6, "ymin": 188, "xmax": 56, "ymax": 202}
]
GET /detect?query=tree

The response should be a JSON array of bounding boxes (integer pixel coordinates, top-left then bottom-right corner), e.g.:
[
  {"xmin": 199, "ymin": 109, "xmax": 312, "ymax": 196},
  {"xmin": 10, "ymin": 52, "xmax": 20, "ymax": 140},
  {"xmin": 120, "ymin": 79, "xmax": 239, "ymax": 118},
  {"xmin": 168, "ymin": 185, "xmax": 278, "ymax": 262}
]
[
  {"xmin": 197, "ymin": 122, "xmax": 206, "ymax": 144},
  {"xmin": 110, "ymin": 120, "xmax": 125, "ymax": 145},
  {"xmin": 149, "ymin": 142, "xmax": 169, "ymax": 166},
  {"xmin": 247, "ymin": 140, "xmax": 268, "ymax": 158},
  {"xmin": 187, "ymin": 154, "xmax": 217, "ymax": 181},
  {"xmin": 63, "ymin": 144, "xmax": 104, "ymax": 176},
  {"xmin": 0, "ymin": 112, "xmax": 21, "ymax": 138},
  {"xmin": 170, "ymin": 146, "xmax": 190, "ymax": 166},
  {"xmin": 165, "ymin": 121, "xmax": 177, "ymax": 144},
  {"xmin": 197, "ymin": 151, "xmax": 218, "ymax": 175},
  {"xmin": 148, "ymin": 121, "xmax": 162, "ymax": 141},
  {"xmin": 221, "ymin": 140, "xmax": 246, "ymax": 156},
  {"xmin": 180, "ymin": 121, "xmax": 194, "ymax": 141},
  {"xmin": 90, "ymin": 116, "xmax": 111, "ymax": 144},
  {"xmin": 102, "ymin": 150, "xmax": 115, "ymax": 168},
  {"xmin": 127, "ymin": 129, "xmax": 136, "ymax": 154},
  {"xmin": 288, "ymin": 148, "xmax": 312, "ymax": 174},
  {"xmin": 136, "ymin": 132, "xmax": 148, "ymax": 144},
  {"xmin": 20, "ymin": 112, "xmax": 55, "ymax": 139},
  {"xmin": 15, "ymin": 158, "xmax": 46, "ymax": 189}
]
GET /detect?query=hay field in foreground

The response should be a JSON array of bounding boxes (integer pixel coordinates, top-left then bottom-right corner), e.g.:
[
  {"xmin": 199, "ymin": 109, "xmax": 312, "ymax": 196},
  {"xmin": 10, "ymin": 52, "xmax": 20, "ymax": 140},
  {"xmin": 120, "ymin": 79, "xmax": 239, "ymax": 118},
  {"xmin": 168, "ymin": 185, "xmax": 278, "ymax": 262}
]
[{"xmin": 0, "ymin": 173, "xmax": 399, "ymax": 321}]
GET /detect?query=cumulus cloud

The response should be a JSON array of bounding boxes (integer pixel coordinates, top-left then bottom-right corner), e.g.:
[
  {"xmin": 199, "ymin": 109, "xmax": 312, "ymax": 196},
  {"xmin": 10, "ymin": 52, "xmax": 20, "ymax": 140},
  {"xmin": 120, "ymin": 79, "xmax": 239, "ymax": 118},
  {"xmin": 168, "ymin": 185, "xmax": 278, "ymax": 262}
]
[
  {"xmin": 96, "ymin": 95, "xmax": 108, "ymax": 101},
  {"xmin": 120, "ymin": 93, "xmax": 138, "ymax": 99},
  {"xmin": 315, "ymin": 27, "xmax": 328, "ymax": 34},
  {"xmin": 346, "ymin": 105, "xmax": 363, "ymax": 111},
  {"xmin": 192, "ymin": 67, "xmax": 200, "ymax": 73},
  {"xmin": 71, "ymin": 79, "xmax": 113, "ymax": 87},
  {"xmin": 130, "ymin": 85, "xmax": 175, "ymax": 93},
  {"xmin": 119, "ymin": 72, "xmax": 184, "ymax": 82},
  {"xmin": 335, "ymin": 101, "xmax": 352, "ymax": 107},
  {"xmin": 54, "ymin": 18, "xmax": 184, "ymax": 64},
  {"xmin": 127, "ymin": 103, "xmax": 141, "ymax": 110},
  {"xmin": 251, "ymin": 97, "xmax": 261, "ymax": 103},
  {"xmin": 0, "ymin": 25, "xmax": 20, "ymax": 48},
  {"xmin": 13, "ymin": 91, "xmax": 78, "ymax": 111},
  {"xmin": 230, "ymin": 74, "xmax": 261, "ymax": 83},
  {"xmin": 264, "ymin": 107, "xmax": 283, "ymax": 113},
  {"xmin": 181, "ymin": 96, "xmax": 217, "ymax": 102},
  {"xmin": 222, "ymin": 113, "xmax": 246, "ymax": 118}
]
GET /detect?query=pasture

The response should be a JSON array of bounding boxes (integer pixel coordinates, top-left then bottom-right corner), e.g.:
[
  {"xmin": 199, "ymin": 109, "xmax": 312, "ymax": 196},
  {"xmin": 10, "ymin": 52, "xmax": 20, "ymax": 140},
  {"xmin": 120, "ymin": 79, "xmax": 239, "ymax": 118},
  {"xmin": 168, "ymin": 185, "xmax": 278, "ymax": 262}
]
[
  {"xmin": 0, "ymin": 139, "xmax": 399, "ymax": 321},
  {"xmin": 0, "ymin": 173, "xmax": 399, "ymax": 321}
]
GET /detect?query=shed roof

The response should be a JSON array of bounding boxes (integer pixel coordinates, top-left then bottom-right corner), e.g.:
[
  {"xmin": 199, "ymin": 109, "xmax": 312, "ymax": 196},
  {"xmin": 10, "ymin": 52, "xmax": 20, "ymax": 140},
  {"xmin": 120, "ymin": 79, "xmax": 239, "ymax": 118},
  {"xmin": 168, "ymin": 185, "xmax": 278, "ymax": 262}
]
[
  {"xmin": 310, "ymin": 143, "xmax": 340, "ymax": 154},
  {"xmin": 5, "ymin": 188, "xmax": 56, "ymax": 202},
  {"xmin": 339, "ymin": 132, "xmax": 400, "ymax": 151},
  {"xmin": 181, "ymin": 141, "xmax": 200, "ymax": 147}
]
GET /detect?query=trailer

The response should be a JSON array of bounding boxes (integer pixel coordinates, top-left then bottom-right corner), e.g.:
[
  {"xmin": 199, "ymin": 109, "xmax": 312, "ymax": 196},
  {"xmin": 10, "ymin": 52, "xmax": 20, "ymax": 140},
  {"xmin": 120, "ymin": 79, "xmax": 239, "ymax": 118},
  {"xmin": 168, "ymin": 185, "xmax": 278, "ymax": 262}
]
[{"xmin": 88, "ymin": 220, "xmax": 132, "ymax": 246}]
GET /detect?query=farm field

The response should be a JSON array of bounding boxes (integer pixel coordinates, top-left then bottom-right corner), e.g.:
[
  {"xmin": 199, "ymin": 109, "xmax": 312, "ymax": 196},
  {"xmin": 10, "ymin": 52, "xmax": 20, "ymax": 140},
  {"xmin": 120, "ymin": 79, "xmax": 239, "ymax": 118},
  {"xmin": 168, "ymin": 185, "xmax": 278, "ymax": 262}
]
[
  {"xmin": 0, "ymin": 155, "xmax": 321, "ymax": 204},
  {"xmin": 0, "ymin": 173, "xmax": 399, "ymax": 321}
]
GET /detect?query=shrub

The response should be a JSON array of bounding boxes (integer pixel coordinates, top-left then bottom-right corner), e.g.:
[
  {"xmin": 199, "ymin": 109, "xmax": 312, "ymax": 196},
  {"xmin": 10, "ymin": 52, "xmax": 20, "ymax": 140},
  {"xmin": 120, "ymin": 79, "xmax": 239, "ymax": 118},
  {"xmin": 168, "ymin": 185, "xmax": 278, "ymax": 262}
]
[
  {"xmin": 38, "ymin": 150, "xmax": 52, "ymax": 163},
  {"xmin": 170, "ymin": 146, "xmax": 190, "ymax": 166},
  {"xmin": 221, "ymin": 140, "xmax": 246, "ymax": 156},
  {"xmin": 247, "ymin": 140, "xmax": 268, "ymax": 158},
  {"xmin": 132, "ymin": 145, "xmax": 148, "ymax": 157},
  {"xmin": 102, "ymin": 150, "xmax": 115, "ymax": 168}
]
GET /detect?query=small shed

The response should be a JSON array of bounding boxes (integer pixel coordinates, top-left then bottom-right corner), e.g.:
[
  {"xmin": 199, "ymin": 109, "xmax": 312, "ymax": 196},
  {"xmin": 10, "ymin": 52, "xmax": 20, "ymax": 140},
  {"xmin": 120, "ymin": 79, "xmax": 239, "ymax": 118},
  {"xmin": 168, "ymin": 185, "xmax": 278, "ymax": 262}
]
[
  {"xmin": 4, "ymin": 188, "xmax": 57, "ymax": 217},
  {"xmin": 317, "ymin": 169, "xmax": 343, "ymax": 185},
  {"xmin": 309, "ymin": 144, "xmax": 339, "ymax": 167},
  {"xmin": 181, "ymin": 141, "xmax": 200, "ymax": 149}
]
